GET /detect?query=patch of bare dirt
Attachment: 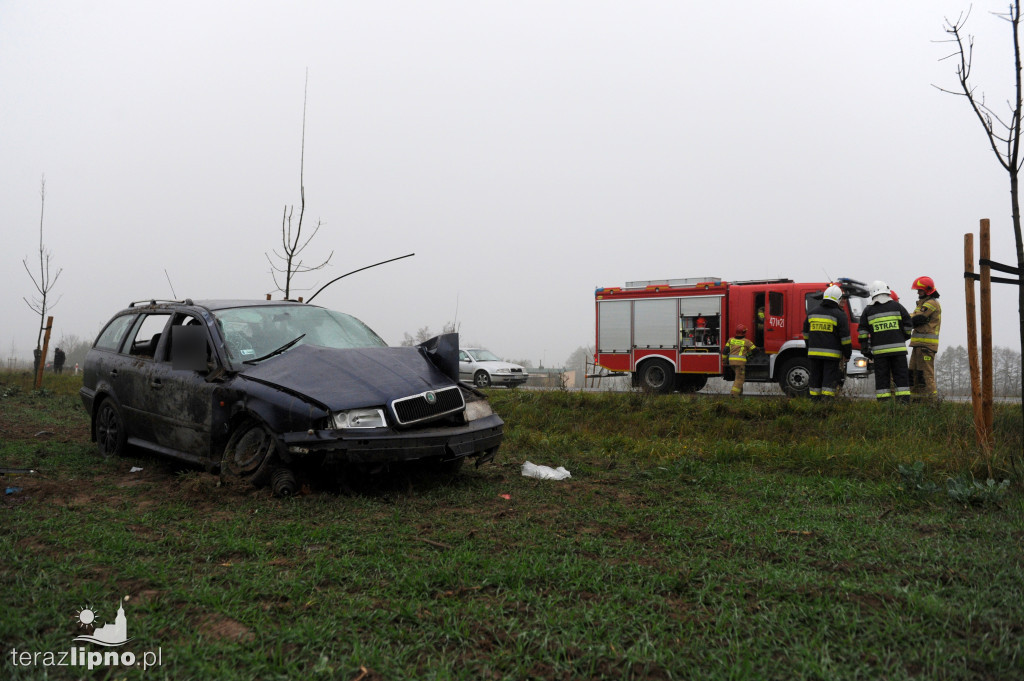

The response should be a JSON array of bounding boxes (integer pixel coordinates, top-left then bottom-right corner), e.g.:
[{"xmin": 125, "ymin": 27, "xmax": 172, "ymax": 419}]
[{"xmin": 198, "ymin": 614, "xmax": 255, "ymax": 643}]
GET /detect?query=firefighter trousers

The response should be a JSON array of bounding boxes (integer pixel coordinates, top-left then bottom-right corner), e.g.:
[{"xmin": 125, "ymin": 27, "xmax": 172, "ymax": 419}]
[
  {"xmin": 873, "ymin": 352, "xmax": 910, "ymax": 400},
  {"xmin": 730, "ymin": 364, "xmax": 746, "ymax": 396},
  {"xmin": 909, "ymin": 347, "xmax": 937, "ymax": 397},
  {"xmin": 809, "ymin": 358, "xmax": 841, "ymax": 398}
]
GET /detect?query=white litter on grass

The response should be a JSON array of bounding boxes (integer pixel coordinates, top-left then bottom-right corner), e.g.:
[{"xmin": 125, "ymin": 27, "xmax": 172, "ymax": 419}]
[
  {"xmin": 521, "ymin": 461, "xmax": 571, "ymax": 480},
  {"xmin": 129, "ymin": 467, "xmax": 144, "ymax": 473}
]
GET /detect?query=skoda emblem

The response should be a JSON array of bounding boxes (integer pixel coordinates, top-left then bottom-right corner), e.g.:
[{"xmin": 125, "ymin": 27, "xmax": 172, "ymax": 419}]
[{"xmin": 424, "ymin": 391, "xmax": 437, "ymax": 405}]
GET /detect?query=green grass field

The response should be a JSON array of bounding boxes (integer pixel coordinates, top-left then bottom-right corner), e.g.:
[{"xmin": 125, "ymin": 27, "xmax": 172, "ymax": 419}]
[{"xmin": 1, "ymin": 373, "xmax": 1022, "ymax": 680}]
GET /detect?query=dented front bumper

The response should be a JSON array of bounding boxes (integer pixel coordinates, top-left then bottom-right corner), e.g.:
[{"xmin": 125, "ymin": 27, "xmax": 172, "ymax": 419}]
[{"xmin": 279, "ymin": 413, "xmax": 504, "ymax": 465}]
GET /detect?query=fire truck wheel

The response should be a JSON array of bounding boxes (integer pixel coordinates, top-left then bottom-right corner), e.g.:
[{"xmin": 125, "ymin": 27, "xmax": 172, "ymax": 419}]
[
  {"xmin": 473, "ymin": 370, "xmax": 492, "ymax": 388},
  {"xmin": 638, "ymin": 359, "xmax": 675, "ymax": 394},
  {"xmin": 779, "ymin": 358, "xmax": 812, "ymax": 398}
]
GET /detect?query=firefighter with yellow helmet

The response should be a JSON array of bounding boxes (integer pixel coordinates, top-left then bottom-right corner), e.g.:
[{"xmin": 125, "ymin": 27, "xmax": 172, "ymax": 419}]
[
  {"xmin": 908, "ymin": 276, "xmax": 941, "ymax": 398},
  {"xmin": 802, "ymin": 284, "xmax": 852, "ymax": 399},
  {"xmin": 722, "ymin": 324, "xmax": 757, "ymax": 396}
]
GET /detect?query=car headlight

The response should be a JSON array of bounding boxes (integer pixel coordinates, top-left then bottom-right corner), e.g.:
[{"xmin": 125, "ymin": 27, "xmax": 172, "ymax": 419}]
[
  {"xmin": 464, "ymin": 400, "xmax": 494, "ymax": 421},
  {"xmin": 495, "ymin": 368, "xmax": 512, "ymax": 374},
  {"xmin": 333, "ymin": 408, "xmax": 387, "ymax": 429},
  {"xmin": 854, "ymin": 357, "xmax": 868, "ymax": 369}
]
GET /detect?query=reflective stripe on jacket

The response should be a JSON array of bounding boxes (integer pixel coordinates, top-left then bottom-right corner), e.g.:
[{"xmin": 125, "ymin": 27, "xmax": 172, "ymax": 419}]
[
  {"xmin": 858, "ymin": 299, "xmax": 911, "ymax": 355},
  {"xmin": 910, "ymin": 295, "xmax": 941, "ymax": 349},
  {"xmin": 722, "ymin": 337, "xmax": 755, "ymax": 365},
  {"xmin": 802, "ymin": 300, "xmax": 851, "ymax": 360}
]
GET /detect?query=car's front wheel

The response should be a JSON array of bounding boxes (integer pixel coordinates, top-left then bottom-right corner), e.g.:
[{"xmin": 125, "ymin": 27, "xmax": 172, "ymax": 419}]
[
  {"xmin": 474, "ymin": 370, "xmax": 492, "ymax": 388},
  {"xmin": 221, "ymin": 420, "xmax": 276, "ymax": 486},
  {"xmin": 95, "ymin": 398, "xmax": 127, "ymax": 457}
]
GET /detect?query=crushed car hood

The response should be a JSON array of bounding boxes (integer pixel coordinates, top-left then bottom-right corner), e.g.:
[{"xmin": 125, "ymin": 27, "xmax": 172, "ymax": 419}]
[{"xmin": 238, "ymin": 344, "xmax": 457, "ymax": 412}]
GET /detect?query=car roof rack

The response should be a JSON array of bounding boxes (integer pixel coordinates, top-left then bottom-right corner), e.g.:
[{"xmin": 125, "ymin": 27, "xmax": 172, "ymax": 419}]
[{"xmin": 127, "ymin": 299, "xmax": 194, "ymax": 308}]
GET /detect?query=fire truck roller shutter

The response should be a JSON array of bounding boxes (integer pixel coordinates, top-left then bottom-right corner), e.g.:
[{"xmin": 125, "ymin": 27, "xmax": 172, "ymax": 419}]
[
  {"xmin": 597, "ymin": 300, "xmax": 631, "ymax": 353},
  {"xmin": 633, "ymin": 299, "xmax": 678, "ymax": 349}
]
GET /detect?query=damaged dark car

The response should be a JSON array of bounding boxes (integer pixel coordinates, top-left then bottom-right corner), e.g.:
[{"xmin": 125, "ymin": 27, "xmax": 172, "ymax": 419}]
[{"xmin": 80, "ymin": 299, "xmax": 504, "ymax": 495}]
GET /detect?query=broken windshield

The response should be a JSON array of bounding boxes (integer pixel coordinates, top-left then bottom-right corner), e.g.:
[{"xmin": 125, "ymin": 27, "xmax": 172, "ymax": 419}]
[{"xmin": 214, "ymin": 305, "xmax": 387, "ymax": 364}]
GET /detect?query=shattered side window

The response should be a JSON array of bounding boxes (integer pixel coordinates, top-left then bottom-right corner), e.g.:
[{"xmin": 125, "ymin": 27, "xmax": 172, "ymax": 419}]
[
  {"xmin": 124, "ymin": 314, "xmax": 172, "ymax": 358},
  {"xmin": 161, "ymin": 313, "xmax": 213, "ymax": 363}
]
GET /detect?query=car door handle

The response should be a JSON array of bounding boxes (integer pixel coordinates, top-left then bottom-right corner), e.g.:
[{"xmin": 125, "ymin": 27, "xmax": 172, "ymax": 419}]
[{"xmin": 150, "ymin": 379, "xmax": 163, "ymax": 389}]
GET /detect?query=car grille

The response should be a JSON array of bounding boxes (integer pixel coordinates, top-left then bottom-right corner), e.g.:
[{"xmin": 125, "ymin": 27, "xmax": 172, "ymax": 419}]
[{"xmin": 391, "ymin": 386, "xmax": 465, "ymax": 426}]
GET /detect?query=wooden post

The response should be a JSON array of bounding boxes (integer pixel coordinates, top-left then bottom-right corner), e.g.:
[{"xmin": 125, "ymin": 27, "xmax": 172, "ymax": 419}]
[
  {"xmin": 34, "ymin": 316, "xmax": 53, "ymax": 390},
  {"xmin": 979, "ymin": 220, "xmax": 995, "ymax": 450},
  {"xmin": 964, "ymin": 234, "xmax": 987, "ymax": 453}
]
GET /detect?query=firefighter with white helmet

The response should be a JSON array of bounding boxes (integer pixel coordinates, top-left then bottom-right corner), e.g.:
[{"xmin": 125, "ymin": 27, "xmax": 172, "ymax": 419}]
[
  {"xmin": 721, "ymin": 323, "xmax": 757, "ymax": 397},
  {"xmin": 858, "ymin": 280, "xmax": 913, "ymax": 402},
  {"xmin": 801, "ymin": 284, "xmax": 852, "ymax": 399},
  {"xmin": 908, "ymin": 276, "xmax": 942, "ymax": 398}
]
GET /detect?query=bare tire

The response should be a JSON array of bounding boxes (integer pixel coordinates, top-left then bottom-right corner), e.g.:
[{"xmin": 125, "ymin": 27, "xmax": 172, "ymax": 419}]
[
  {"xmin": 638, "ymin": 359, "xmax": 675, "ymax": 394},
  {"xmin": 221, "ymin": 420, "xmax": 276, "ymax": 486},
  {"xmin": 474, "ymin": 371, "xmax": 492, "ymax": 388},
  {"xmin": 95, "ymin": 398, "xmax": 127, "ymax": 457},
  {"xmin": 779, "ymin": 357, "xmax": 812, "ymax": 398}
]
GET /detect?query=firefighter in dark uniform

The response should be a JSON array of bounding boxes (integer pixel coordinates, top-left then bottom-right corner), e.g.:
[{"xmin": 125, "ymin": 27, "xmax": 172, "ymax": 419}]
[
  {"xmin": 908, "ymin": 276, "xmax": 942, "ymax": 398},
  {"xmin": 858, "ymin": 280, "xmax": 912, "ymax": 402},
  {"xmin": 802, "ymin": 285, "xmax": 851, "ymax": 399}
]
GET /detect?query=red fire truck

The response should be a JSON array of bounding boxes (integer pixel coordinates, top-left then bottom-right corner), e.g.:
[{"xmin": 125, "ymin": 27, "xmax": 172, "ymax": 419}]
[{"xmin": 593, "ymin": 277, "xmax": 871, "ymax": 396}]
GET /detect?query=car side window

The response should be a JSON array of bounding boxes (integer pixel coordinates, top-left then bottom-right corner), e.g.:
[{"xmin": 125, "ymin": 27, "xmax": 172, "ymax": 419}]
[
  {"xmin": 94, "ymin": 315, "xmax": 137, "ymax": 351},
  {"xmin": 459, "ymin": 351, "xmax": 469, "ymax": 362},
  {"xmin": 124, "ymin": 313, "xmax": 172, "ymax": 359},
  {"xmin": 161, "ymin": 313, "xmax": 213, "ymax": 364}
]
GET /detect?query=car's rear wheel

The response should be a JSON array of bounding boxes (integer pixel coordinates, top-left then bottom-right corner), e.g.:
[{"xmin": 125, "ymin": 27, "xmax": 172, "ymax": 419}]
[
  {"xmin": 474, "ymin": 370, "xmax": 492, "ymax": 388},
  {"xmin": 95, "ymin": 398, "xmax": 127, "ymax": 457},
  {"xmin": 221, "ymin": 420, "xmax": 276, "ymax": 486}
]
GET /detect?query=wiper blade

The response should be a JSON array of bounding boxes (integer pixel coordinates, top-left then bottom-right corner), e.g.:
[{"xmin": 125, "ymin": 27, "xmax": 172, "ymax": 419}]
[{"xmin": 243, "ymin": 334, "xmax": 306, "ymax": 364}]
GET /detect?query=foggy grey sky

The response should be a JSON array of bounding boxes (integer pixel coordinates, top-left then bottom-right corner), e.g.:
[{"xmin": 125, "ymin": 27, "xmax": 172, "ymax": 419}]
[{"xmin": 3, "ymin": 1, "xmax": 1022, "ymax": 368}]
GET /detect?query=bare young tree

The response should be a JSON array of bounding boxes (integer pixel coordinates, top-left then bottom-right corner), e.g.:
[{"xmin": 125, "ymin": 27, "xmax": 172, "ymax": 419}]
[
  {"xmin": 266, "ymin": 70, "xmax": 333, "ymax": 300},
  {"xmin": 939, "ymin": 3, "xmax": 1024, "ymax": 467},
  {"xmin": 22, "ymin": 176, "xmax": 62, "ymax": 365}
]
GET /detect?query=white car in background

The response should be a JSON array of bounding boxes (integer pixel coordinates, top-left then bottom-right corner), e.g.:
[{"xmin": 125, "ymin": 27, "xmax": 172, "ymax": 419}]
[{"xmin": 458, "ymin": 348, "xmax": 529, "ymax": 388}]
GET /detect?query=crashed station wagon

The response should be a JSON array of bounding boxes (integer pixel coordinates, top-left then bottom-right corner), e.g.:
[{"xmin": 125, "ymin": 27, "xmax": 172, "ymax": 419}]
[{"xmin": 80, "ymin": 299, "xmax": 504, "ymax": 495}]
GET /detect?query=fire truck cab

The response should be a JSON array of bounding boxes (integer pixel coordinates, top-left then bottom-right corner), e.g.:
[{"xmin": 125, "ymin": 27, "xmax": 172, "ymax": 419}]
[{"xmin": 594, "ymin": 277, "xmax": 870, "ymax": 396}]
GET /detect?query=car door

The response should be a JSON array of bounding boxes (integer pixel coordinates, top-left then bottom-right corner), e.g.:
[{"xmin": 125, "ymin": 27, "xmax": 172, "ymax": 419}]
[
  {"xmin": 458, "ymin": 350, "xmax": 475, "ymax": 382},
  {"xmin": 115, "ymin": 312, "xmax": 174, "ymax": 447},
  {"xmin": 139, "ymin": 314, "xmax": 220, "ymax": 461}
]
